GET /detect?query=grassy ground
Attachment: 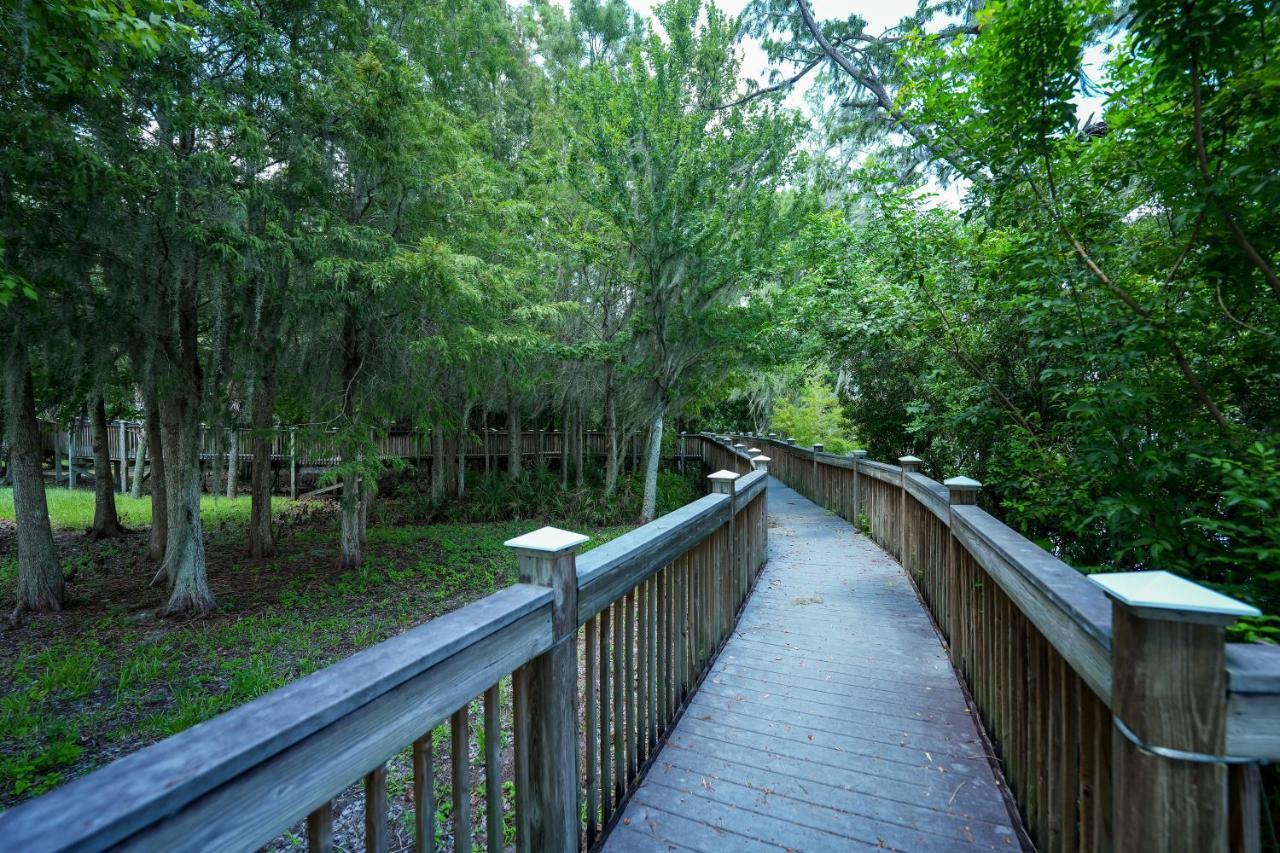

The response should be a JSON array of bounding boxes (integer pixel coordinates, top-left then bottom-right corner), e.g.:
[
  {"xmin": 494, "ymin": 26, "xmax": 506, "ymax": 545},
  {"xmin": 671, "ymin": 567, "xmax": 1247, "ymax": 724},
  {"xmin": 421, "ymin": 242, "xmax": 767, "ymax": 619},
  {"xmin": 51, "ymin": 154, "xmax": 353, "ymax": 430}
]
[
  {"xmin": 0, "ymin": 467, "xmax": 699, "ymax": 848},
  {"xmin": 0, "ymin": 488, "xmax": 288, "ymax": 532}
]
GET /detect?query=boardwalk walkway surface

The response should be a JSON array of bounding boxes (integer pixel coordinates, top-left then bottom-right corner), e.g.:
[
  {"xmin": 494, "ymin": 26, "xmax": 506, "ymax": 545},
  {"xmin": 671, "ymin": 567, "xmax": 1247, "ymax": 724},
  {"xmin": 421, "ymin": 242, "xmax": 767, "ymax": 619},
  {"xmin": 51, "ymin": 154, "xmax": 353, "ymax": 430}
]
[{"xmin": 604, "ymin": 478, "xmax": 1022, "ymax": 852}]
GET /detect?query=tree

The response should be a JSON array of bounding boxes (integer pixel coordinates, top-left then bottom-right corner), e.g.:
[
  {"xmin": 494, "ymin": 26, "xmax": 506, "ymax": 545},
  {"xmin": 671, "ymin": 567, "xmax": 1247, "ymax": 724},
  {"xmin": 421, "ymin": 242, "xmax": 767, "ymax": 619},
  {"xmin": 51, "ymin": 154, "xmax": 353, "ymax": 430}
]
[{"xmin": 566, "ymin": 0, "xmax": 800, "ymax": 519}]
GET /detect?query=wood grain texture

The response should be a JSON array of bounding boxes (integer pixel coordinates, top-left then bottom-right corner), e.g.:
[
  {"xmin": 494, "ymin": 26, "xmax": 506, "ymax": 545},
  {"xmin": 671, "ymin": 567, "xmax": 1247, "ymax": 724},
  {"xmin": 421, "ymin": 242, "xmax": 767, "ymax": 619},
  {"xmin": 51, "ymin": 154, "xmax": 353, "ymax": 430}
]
[
  {"xmin": 577, "ymin": 495, "xmax": 730, "ymax": 624},
  {"xmin": 0, "ymin": 584, "xmax": 552, "ymax": 852},
  {"xmin": 601, "ymin": 478, "xmax": 1021, "ymax": 851},
  {"xmin": 412, "ymin": 733, "xmax": 434, "ymax": 853},
  {"xmin": 1111, "ymin": 602, "xmax": 1228, "ymax": 852}
]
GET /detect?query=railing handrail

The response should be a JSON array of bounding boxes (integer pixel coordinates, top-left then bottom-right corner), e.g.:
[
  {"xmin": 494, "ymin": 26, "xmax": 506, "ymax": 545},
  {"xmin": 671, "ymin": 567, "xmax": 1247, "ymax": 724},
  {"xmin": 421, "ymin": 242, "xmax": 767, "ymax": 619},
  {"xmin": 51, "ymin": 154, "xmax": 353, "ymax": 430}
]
[
  {"xmin": 0, "ymin": 584, "xmax": 554, "ymax": 850},
  {"xmin": 0, "ymin": 451, "xmax": 765, "ymax": 851},
  {"xmin": 726, "ymin": 432, "xmax": 1280, "ymax": 761}
]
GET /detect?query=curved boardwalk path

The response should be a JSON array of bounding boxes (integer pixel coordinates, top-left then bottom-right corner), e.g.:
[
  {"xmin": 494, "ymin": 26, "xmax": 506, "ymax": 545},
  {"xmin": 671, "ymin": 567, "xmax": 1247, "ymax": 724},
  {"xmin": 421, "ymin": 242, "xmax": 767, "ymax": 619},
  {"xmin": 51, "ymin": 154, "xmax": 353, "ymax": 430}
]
[{"xmin": 604, "ymin": 478, "xmax": 1022, "ymax": 852}]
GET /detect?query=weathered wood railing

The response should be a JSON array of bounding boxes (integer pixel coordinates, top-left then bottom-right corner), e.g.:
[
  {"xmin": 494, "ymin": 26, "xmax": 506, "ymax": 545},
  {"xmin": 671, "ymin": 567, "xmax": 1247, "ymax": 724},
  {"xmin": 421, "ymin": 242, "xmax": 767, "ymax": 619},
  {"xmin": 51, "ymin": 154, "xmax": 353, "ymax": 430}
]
[
  {"xmin": 0, "ymin": 446, "xmax": 767, "ymax": 853},
  {"xmin": 36, "ymin": 422, "xmax": 646, "ymax": 469},
  {"xmin": 722, "ymin": 432, "xmax": 1280, "ymax": 853},
  {"xmin": 22, "ymin": 423, "xmax": 652, "ymax": 499}
]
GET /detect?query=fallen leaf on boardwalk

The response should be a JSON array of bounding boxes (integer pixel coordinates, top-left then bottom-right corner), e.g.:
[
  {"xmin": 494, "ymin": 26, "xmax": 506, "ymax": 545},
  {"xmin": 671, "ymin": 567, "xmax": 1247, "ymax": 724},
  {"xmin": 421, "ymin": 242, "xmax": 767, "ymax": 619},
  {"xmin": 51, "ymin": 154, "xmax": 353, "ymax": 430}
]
[
  {"xmin": 807, "ymin": 734, "xmax": 815, "ymax": 741},
  {"xmin": 925, "ymin": 751, "xmax": 933, "ymax": 762},
  {"xmin": 623, "ymin": 818, "xmax": 632, "ymax": 826},
  {"xmin": 702, "ymin": 777, "xmax": 715, "ymax": 791}
]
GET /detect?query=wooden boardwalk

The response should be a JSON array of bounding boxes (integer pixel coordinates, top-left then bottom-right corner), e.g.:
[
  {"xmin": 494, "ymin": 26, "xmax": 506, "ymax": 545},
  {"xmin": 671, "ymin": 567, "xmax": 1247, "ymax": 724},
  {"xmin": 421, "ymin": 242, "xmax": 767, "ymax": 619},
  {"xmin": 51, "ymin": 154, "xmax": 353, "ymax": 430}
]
[{"xmin": 604, "ymin": 478, "xmax": 1022, "ymax": 852}]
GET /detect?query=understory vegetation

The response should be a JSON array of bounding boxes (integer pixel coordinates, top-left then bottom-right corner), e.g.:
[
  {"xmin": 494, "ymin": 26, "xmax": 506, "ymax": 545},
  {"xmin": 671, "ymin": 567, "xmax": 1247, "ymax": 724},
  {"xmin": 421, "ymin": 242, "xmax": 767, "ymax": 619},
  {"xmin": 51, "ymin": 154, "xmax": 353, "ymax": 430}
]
[{"xmin": 0, "ymin": 465, "xmax": 697, "ymax": 807}]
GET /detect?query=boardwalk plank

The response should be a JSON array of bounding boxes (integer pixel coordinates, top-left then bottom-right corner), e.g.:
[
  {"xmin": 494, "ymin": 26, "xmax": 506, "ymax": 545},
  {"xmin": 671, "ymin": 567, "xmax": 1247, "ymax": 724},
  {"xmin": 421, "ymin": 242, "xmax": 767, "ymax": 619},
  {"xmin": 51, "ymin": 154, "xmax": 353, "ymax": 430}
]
[{"xmin": 602, "ymin": 478, "xmax": 1022, "ymax": 852}]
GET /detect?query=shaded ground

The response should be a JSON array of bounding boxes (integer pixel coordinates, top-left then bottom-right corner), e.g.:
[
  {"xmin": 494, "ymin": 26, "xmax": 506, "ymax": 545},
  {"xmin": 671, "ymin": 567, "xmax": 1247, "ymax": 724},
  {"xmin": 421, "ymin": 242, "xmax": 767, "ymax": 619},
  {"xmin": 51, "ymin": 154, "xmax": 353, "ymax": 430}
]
[{"xmin": 0, "ymin": 485, "xmax": 638, "ymax": 844}]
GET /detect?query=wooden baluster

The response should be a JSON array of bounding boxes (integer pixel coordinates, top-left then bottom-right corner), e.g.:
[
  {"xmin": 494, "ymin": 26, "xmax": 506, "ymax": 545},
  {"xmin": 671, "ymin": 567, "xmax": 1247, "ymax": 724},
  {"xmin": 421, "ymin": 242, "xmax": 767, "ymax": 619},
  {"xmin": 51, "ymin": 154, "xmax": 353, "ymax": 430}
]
[
  {"xmin": 365, "ymin": 764, "xmax": 388, "ymax": 853},
  {"xmin": 637, "ymin": 579, "xmax": 648, "ymax": 763},
  {"xmin": 648, "ymin": 573, "xmax": 658, "ymax": 751},
  {"xmin": 599, "ymin": 605, "xmax": 613, "ymax": 824},
  {"xmin": 613, "ymin": 598, "xmax": 625, "ymax": 800},
  {"xmin": 586, "ymin": 617, "xmax": 599, "ymax": 844},
  {"xmin": 451, "ymin": 706, "xmax": 471, "ymax": 852},
  {"xmin": 484, "ymin": 684, "xmax": 502, "ymax": 853},
  {"xmin": 412, "ymin": 732, "xmax": 434, "ymax": 853},
  {"xmin": 307, "ymin": 801, "xmax": 334, "ymax": 853},
  {"xmin": 625, "ymin": 588, "xmax": 636, "ymax": 781}
]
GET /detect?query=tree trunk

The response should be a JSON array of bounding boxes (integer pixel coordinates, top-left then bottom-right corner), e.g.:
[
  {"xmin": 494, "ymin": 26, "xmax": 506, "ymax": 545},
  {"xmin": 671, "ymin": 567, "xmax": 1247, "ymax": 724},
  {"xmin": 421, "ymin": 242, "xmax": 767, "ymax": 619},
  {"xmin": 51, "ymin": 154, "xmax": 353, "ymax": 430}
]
[
  {"xmin": 145, "ymin": 393, "xmax": 167, "ymax": 561},
  {"xmin": 225, "ymin": 426, "xmax": 239, "ymax": 499},
  {"xmin": 456, "ymin": 422, "xmax": 468, "ymax": 498},
  {"xmin": 88, "ymin": 389, "xmax": 125, "ymax": 538},
  {"xmin": 508, "ymin": 399, "xmax": 522, "ymax": 479},
  {"xmin": 210, "ymin": 429, "xmax": 224, "ymax": 499},
  {"xmin": 604, "ymin": 385, "xmax": 620, "ymax": 497},
  {"xmin": 159, "ymin": 391, "xmax": 214, "ymax": 614},
  {"xmin": 575, "ymin": 401, "xmax": 585, "ymax": 489},
  {"xmin": 248, "ymin": 375, "xmax": 276, "ymax": 558},
  {"xmin": 130, "ymin": 425, "xmax": 147, "ymax": 500},
  {"xmin": 641, "ymin": 412, "xmax": 664, "ymax": 523},
  {"xmin": 339, "ymin": 471, "xmax": 362, "ymax": 570},
  {"xmin": 560, "ymin": 404, "xmax": 570, "ymax": 487},
  {"xmin": 430, "ymin": 428, "xmax": 445, "ymax": 500},
  {"xmin": 360, "ymin": 477, "xmax": 372, "ymax": 546},
  {"xmin": 6, "ymin": 338, "xmax": 63, "ymax": 613}
]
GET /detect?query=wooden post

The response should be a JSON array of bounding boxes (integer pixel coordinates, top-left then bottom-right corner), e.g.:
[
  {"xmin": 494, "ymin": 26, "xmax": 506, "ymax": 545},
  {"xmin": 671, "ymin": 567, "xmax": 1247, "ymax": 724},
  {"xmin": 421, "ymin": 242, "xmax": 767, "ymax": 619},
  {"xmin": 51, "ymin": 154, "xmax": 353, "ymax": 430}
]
[
  {"xmin": 750, "ymin": 455, "xmax": 770, "ymax": 474},
  {"xmin": 1091, "ymin": 571, "xmax": 1260, "ymax": 853},
  {"xmin": 851, "ymin": 450, "xmax": 867, "ymax": 527},
  {"xmin": 944, "ymin": 477, "xmax": 981, "ymax": 650},
  {"xmin": 897, "ymin": 456, "xmax": 922, "ymax": 563},
  {"xmin": 506, "ymin": 526, "xmax": 589, "ymax": 853},
  {"xmin": 707, "ymin": 470, "xmax": 738, "ymax": 648},
  {"xmin": 812, "ymin": 444, "xmax": 823, "ymax": 505},
  {"xmin": 732, "ymin": 443, "xmax": 746, "ymax": 474},
  {"xmin": 289, "ymin": 429, "xmax": 298, "ymax": 500},
  {"xmin": 679, "ymin": 432, "xmax": 687, "ymax": 475}
]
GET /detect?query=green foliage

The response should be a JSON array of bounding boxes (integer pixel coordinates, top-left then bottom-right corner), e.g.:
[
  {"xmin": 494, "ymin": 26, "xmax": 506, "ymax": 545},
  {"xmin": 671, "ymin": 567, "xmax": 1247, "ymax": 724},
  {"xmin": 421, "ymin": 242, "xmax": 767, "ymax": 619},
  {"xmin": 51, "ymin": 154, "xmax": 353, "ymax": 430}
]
[
  {"xmin": 0, "ymin": 488, "xmax": 288, "ymax": 531},
  {"xmin": 769, "ymin": 376, "xmax": 858, "ymax": 453},
  {"xmin": 378, "ymin": 466, "xmax": 701, "ymax": 529}
]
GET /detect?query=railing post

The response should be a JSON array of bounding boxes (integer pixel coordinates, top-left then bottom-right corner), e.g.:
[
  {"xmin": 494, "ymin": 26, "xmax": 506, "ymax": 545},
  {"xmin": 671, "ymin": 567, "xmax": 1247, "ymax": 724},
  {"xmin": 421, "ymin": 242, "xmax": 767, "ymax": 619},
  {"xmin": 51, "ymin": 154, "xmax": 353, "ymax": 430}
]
[
  {"xmin": 897, "ymin": 456, "xmax": 922, "ymax": 563},
  {"xmin": 679, "ymin": 431, "xmax": 687, "ymax": 474},
  {"xmin": 850, "ymin": 450, "xmax": 867, "ymax": 527},
  {"xmin": 506, "ymin": 526, "xmax": 589, "ymax": 853},
  {"xmin": 289, "ymin": 429, "xmax": 298, "ymax": 500},
  {"xmin": 785, "ymin": 437, "xmax": 796, "ymax": 445},
  {"xmin": 944, "ymin": 477, "xmax": 980, "ymax": 653},
  {"xmin": 750, "ymin": 454, "xmax": 770, "ymax": 474},
  {"xmin": 812, "ymin": 444, "xmax": 823, "ymax": 505},
  {"xmin": 707, "ymin": 470, "xmax": 739, "ymax": 648},
  {"xmin": 732, "ymin": 443, "xmax": 746, "ymax": 474},
  {"xmin": 1091, "ymin": 571, "xmax": 1260, "ymax": 853}
]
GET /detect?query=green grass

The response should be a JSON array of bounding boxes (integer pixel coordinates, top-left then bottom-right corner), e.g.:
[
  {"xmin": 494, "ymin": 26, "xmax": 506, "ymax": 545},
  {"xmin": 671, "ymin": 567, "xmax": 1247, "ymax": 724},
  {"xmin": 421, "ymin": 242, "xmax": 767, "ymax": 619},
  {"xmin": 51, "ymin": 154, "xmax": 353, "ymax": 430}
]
[
  {"xmin": 0, "ymin": 487, "xmax": 289, "ymax": 531},
  {"xmin": 0, "ymin": 513, "xmax": 636, "ymax": 807},
  {"xmin": 0, "ymin": 465, "xmax": 700, "ymax": 809}
]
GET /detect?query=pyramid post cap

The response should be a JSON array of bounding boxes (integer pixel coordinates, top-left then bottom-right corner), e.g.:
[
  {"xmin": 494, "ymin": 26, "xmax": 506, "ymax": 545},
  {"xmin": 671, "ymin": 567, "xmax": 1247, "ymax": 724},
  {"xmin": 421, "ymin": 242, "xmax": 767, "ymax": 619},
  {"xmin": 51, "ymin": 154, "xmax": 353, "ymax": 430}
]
[
  {"xmin": 1090, "ymin": 570, "xmax": 1260, "ymax": 623},
  {"xmin": 504, "ymin": 526, "xmax": 590, "ymax": 554},
  {"xmin": 943, "ymin": 476, "xmax": 982, "ymax": 490}
]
